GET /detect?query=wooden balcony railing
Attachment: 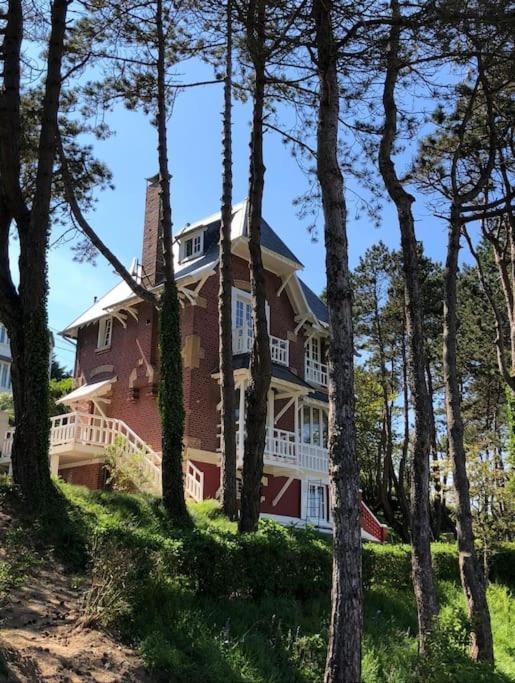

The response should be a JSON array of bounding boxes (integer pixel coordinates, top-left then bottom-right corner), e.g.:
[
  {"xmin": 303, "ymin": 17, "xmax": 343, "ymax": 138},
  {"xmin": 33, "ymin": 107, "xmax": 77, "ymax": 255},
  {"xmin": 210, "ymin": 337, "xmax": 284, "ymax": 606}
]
[
  {"xmin": 232, "ymin": 327, "xmax": 289, "ymax": 366},
  {"xmin": 235, "ymin": 422, "xmax": 328, "ymax": 473},
  {"xmin": 305, "ymin": 357, "xmax": 328, "ymax": 387},
  {"xmin": 1, "ymin": 412, "xmax": 162, "ymax": 494}
]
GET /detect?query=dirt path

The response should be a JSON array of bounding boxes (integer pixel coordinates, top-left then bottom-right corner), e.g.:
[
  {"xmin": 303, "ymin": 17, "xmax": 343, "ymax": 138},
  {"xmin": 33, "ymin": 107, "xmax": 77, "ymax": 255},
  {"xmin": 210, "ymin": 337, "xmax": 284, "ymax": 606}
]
[{"xmin": 0, "ymin": 513, "xmax": 153, "ymax": 682}]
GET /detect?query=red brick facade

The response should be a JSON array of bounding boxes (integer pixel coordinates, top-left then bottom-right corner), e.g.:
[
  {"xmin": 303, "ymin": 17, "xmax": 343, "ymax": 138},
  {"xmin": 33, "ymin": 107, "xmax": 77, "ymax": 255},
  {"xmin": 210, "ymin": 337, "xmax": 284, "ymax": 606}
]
[
  {"xmin": 59, "ymin": 462, "xmax": 105, "ymax": 489},
  {"xmin": 64, "ymin": 194, "xmax": 387, "ymax": 542}
]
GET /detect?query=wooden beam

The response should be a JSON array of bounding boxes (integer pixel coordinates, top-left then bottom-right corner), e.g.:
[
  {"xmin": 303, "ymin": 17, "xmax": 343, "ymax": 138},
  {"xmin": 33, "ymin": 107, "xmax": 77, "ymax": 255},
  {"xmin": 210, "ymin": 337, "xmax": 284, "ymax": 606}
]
[
  {"xmin": 277, "ymin": 273, "xmax": 292, "ymax": 297},
  {"xmin": 274, "ymin": 396, "xmax": 295, "ymax": 424},
  {"xmin": 272, "ymin": 476, "xmax": 294, "ymax": 507}
]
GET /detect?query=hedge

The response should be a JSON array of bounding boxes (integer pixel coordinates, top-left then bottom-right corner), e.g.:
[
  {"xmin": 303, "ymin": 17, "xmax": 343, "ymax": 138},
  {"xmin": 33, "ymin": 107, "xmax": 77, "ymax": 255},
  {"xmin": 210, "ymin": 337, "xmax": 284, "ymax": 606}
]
[{"xmin": 96, "ymin": 521, "xmax": 514, "ymax": 600}]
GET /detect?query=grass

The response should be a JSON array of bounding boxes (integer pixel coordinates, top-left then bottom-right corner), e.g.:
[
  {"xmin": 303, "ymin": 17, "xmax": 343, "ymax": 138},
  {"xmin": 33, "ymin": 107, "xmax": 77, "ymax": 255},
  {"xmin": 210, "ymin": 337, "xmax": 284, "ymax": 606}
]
[{"xmin": 1, "ymin": 479, "xmax": 514, "ymax": 682}]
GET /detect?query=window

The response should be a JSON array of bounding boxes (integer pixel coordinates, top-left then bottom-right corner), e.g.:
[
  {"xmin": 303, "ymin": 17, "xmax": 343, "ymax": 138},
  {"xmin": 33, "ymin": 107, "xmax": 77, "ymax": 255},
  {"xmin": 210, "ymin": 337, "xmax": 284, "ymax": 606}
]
[
  {"xmin": 232, "ymin": 288, "xmax": 270, "ymax": 356},
  {"xmin": 307, "ymin": 482, "xmax": 326, "ymax": 521},
  {"xmin": 300, "ymin": 405, "xmax": 328, "ymax": 449},
  {"xmin": 307, "ymin": 337, "xmax": 320, "ymax": 363},
  {"xmin": 0, "ymin": 324, "xmax": 8, "ymax": 345},
  {"xmin": 180, "ymin": 231, "xmax": 203, "ymax": 262},
  {"xmin": 235, "ymin": 298, "xmax": 253, "ymax": 335},
  {"xmin": 97, "ymin": 317, "xmax": 112, "ymax": 350},
  {"xmin": 0, "ymin": 361, "xmax": 11, "ymax": 390}
]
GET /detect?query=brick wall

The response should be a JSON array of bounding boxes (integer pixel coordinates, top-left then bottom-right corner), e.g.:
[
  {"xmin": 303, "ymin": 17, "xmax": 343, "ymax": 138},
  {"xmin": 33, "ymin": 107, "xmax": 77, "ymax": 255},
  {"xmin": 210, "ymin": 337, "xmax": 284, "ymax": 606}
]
[
  {"xmin": 59, "ymin": 462, "xmax": 105, "ymax": 489},
  {"xmin": 141, "ymin": 177, "xmax": 164, "ymax": 287},
  {"xmin": 74, "ymin": 255, "xmax": 308, "ymax": 460},
  {"xmin": 75, "ymin": 300, "xmax": 162, "ymax": 451}
]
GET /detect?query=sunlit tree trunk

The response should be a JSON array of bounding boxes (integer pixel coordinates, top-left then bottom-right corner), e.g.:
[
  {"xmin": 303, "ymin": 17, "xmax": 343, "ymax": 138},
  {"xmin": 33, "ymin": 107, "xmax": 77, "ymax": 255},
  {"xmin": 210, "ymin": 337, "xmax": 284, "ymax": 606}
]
[{"xmin": 314, "ymin": 1, "xmax": 362, "ymax": 680}]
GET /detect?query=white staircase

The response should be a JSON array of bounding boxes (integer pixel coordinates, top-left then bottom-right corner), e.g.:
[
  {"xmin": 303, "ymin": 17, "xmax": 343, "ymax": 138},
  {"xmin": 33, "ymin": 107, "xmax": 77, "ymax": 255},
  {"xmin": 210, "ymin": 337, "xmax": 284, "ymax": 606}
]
[
  {"xmin": 0, "ymin": 412, "xmax": 204, "ymax": 501},
  {"xmin": 185, "ymin": 459, "xmax": 204, "ymax": 502}
]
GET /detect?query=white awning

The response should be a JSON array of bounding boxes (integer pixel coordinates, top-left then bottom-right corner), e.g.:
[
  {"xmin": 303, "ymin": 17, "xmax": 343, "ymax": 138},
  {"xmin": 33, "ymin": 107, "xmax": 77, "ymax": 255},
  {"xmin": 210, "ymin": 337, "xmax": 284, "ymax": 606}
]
[{"xmin": 57, "ymin": 378, "xmax": 116, "ymax": 405}]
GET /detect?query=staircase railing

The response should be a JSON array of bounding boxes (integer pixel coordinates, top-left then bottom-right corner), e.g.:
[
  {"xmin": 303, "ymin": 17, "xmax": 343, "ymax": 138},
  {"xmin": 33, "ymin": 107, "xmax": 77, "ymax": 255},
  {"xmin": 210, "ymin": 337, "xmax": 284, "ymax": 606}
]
[
  {"xmin": 1, "ymin": 412, "xmax": 162, "ymax": 494},
  {"xmin": 185, "ymin": 459, "xmax": 204, "ymax": 502}
]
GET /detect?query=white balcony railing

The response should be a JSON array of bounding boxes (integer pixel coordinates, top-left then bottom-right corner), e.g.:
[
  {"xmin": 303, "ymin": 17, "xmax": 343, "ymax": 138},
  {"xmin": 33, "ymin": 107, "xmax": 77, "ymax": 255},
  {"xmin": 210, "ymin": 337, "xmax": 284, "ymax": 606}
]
[
  {"xmin": 232, "ymin": 326, "xmax": 289, "ymax": 366},
  {"xmin": 1, "ymin": 412, "xmax": 162, "ymax": 494},
  {"xmin": 235, "ymin": 422, "xmax": 328, "ymax": 473},
  {"xmin": 305, "ymin": 357, "xmax": 328, "ymax": 387}
]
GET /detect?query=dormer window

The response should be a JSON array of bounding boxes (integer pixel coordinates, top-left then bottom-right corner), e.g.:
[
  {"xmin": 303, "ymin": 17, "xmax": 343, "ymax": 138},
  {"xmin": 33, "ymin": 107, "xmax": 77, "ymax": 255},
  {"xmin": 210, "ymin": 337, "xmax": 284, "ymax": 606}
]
[
  {"xmin": 97, "ymin": 317, "xmax": 113, "ymax": 351},
  {"xmin": 180, "ymin": 230, "xmax": 204, "ymax": 263}
]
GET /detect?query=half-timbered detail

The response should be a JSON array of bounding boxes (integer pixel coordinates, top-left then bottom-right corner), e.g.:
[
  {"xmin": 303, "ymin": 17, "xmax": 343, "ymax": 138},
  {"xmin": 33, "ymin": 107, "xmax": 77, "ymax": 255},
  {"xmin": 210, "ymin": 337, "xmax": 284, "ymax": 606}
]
[{"xmin": 0, "ymin": 185, "xmax": 386, "ymax": 541}]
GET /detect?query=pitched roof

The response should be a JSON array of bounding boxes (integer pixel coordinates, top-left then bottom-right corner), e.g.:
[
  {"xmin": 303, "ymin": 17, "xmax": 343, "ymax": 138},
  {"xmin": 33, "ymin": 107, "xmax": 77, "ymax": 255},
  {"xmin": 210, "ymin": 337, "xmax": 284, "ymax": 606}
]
[
  {"xmin": 61, "ymin": 203, "xmax": 328, "ymax": 337},
  {"xmin": 177, "ymin": 199, "xmax": 303, "ymax": 267},
  {"xmin": 298, "ymin": 279, "xmax": 328, "ymax": 324}
]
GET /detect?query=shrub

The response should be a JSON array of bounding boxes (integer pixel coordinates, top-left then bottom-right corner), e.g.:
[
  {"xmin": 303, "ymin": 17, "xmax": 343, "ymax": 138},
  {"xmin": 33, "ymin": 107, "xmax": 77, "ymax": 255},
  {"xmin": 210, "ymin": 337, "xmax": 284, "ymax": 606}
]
[
  {"xmin": 80, "ymin": 531, "xmax": 156, "ymax": 630},
  {"xmin": 103, "ymin": 437, "xmax": 152, "ymax": 492}
]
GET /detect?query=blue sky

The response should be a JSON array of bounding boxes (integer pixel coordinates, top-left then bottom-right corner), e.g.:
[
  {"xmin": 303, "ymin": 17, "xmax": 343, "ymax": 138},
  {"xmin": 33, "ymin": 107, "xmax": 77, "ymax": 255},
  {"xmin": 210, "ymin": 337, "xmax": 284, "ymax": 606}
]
[{"xmin": 12, "ymin": 61, "xmax": 465, "ymax": 369}]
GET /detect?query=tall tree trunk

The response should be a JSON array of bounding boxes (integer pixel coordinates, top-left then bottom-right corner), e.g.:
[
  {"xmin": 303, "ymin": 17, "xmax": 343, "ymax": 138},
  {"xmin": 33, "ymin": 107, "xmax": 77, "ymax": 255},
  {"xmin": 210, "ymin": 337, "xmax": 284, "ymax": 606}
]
[
  {"xmin": 426, "ymin": 359, "xmax": 443, "ymax": 539},
  {"xmin": 156, "ymin": 0, "xmax": 188, "ymax": 522},
  {"xmin": 378, "ymin": 0, "xmax": 438, "ymax": 651},
  {"xmin": 398, "ymin": 319, "xmax": 411, "ymax": 535},
  {"xmin": 444, "ymin": 208, "xmax": 494, "ymax": 662},
  {"xmin": 219, "ymin": 0, "xmax": 237, "ymax": 520},
  {"xmin": 0, "ymin": 0, "xmax": 68, "ymax": 509},
  {"xmin": 314, "ymin": 1, "xmax": 362, "ymax": 680},
  {"xmin": 239, "ymin": 0, "xmax": 272, "ymax": 533}
]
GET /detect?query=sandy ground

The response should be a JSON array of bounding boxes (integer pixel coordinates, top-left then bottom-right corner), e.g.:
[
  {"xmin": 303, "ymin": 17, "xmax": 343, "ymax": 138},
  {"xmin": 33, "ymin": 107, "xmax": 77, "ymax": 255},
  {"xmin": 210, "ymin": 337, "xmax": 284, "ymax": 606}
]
[{"xmin": 0, "ymin": 512, "xmax": 153, "ymax": 682}]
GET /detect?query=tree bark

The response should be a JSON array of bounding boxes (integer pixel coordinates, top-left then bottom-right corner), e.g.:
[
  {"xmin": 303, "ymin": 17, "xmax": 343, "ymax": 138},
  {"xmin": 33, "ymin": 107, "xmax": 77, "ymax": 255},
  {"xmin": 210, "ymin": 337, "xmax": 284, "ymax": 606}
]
[
  {"xmin": 219, "ymin": 0, "xmax": 237, "ymax": 520},
  {"xmin": 156, "ymin": 0, "xmax": 188, "ymax": 522},
  {"xmin": 239, "ymin": 0, "xmax": 272, "ymax": 533},
  {"xmin": 426, "ymin": 359, "xmax": 443, "ymax": 539},
  {"xmin": 378, "ymin": 0, "xmax": 438, "ymax": 651},
  {"xmin": 444, "ymin": 207, "xmax": 494, "ymax": 662},
  {"xmin": 314, "ymin": 1, "xmax": 362, "ymax": 680},
  {"xmin": 0, "ymin": 0, "xmax": 68, "ymax": 508}
]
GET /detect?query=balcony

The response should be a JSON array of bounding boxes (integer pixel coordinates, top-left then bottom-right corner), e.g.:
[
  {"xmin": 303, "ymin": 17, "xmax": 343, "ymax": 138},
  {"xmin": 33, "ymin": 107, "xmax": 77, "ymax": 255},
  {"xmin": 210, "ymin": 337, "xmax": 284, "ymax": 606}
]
[
  {"xmin": 235, "ymin": 423, "xmax": 328, "ymax": 474},
  {"xmin": 232, "ymin": 327, "xmax": 289, "ymax": 366},
  {"xmin": 305, "ymin": 357, "xmax": 328, "ymax": 387}
]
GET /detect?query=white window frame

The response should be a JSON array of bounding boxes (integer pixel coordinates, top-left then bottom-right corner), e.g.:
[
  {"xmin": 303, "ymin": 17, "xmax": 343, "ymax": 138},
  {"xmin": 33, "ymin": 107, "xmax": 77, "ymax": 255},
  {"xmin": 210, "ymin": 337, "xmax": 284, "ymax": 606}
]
[
  {"xmin": 97, "ymin": 316, "xmax": 113, "ymax": 351},
  {"xmin": 180, "ymin": 230, "xmax": 204, "ymax": 263},
  {"xmin": 0, "ymin": 324, "xmax": 8, "ymax": 346},
  {"xmin": 231, "ymin": 287, "xmax": 270, "ymax": 335},
  {"xmin": 306, "ymin": 481, "xmax": 327, "ymax": 522},
  {"xmin": 306, "ymin": 336, "xmax": 320, "ymax": 363},
  {"xmin": 299, "ymin": 404, "xmax": 328, "ymax": 449},
  {"xmin": 0, "ymin": 361, "xmax": 11, "ymax": 390}
]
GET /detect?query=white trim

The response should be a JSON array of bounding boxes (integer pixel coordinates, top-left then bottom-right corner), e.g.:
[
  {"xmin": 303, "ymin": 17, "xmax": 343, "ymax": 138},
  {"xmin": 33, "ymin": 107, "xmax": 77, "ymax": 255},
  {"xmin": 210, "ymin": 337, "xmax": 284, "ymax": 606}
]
[
  {"xmin": 179, "ymin": 228, "xmax": 204, "ymax": 263},
  {"xmin": 96, "ymin": 316, "xmax": 113, "ymax": 351},
  {"xmin": 274, "ymin": 396, "xmax": 296, "ymax": 424},
  {"xmin": 272, "ymin": 476, "xmax": 294, "ymax": 507}
]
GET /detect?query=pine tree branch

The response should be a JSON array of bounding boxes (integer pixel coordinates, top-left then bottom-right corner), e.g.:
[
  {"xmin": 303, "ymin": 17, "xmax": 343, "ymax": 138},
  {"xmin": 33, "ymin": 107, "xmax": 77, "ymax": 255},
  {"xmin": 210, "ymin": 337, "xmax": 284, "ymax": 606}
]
[{"xmin": 56, "ymin": 128, "xmax": 158, "ymax": 307}]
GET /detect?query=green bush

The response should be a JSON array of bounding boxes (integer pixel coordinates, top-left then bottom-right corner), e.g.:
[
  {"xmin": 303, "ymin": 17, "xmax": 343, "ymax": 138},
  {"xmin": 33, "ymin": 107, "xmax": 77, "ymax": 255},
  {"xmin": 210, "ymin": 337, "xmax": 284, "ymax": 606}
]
[{"xmin": 490, "ymin": 542, "xmax": 515, "ymax": 587}]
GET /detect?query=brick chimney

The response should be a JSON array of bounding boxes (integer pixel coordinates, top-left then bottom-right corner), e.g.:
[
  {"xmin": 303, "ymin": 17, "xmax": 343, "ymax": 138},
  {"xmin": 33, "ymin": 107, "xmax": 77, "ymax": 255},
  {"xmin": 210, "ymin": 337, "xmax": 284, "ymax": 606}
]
[{"xmin": 141, "ymin": 175, "xmax": 164, "ymax": 287}]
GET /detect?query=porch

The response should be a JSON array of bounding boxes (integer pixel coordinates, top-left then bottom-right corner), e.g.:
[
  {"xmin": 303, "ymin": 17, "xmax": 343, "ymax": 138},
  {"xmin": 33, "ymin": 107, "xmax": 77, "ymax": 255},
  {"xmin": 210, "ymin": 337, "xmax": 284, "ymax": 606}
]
[{"xmin": 231, "ymin": 373, "xmax": 329, "ymax": 475}]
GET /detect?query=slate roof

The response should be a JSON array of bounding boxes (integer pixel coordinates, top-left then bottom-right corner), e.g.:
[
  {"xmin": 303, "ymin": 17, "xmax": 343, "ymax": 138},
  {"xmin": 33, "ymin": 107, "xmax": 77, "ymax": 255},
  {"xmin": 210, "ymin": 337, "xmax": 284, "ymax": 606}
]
[
  {"xmin": 227, "ymin": 353, "xmax": 312, "ymax": 390},
  {"xmin": 178, "ymin": 199, "xmax": 303, "ymax": 267},
  {"xmin": 62, "ymin": 202, "xmax": 328, "ymax": 336},
  {"xmin": 298, "ymin": 279, "xmax": 328, "ymax": 324}
]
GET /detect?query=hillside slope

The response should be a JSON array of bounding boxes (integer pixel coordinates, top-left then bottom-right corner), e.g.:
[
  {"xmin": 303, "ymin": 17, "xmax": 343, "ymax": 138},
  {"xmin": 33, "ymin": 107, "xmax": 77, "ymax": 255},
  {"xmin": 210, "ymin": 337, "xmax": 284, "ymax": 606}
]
[
  {"xmin": 0, "ymin": 481, "xmax": 513, "ymax": 682},
  {"xmin": 0, "ymin": 506, "xmax": 151, "ymax": 682}
]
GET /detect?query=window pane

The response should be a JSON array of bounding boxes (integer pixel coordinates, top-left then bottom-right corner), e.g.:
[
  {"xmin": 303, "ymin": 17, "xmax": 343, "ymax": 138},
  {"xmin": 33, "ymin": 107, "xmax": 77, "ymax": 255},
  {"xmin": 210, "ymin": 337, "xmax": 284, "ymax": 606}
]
[
  {"xmin": 308, "ymin": 483, "xmax": 325, "ymax": 519},
  {"xmin": 322, "ymin": 412, "xmax": 328, "ymax": 448},
  {"xmin": 235, "ymin": 389, "xmax": 241, "ymax": 421},
  {"xmin": 312, "ymin": 408, "xmax": 321, "ymax": 446},
  {"xmin": 235, "ymin": 300, "xmax": 244, "ymax": 328},
  {"xmin": 245, "ymin": 302, "xmax": 253, "ymax": 336},
  {"xmin": 302, "ymin": 406, "xmax": 311, "ymax": 444},
  {"xmin": 185, "ymin": 239, "xmax": 193, "ymax": 257}
]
